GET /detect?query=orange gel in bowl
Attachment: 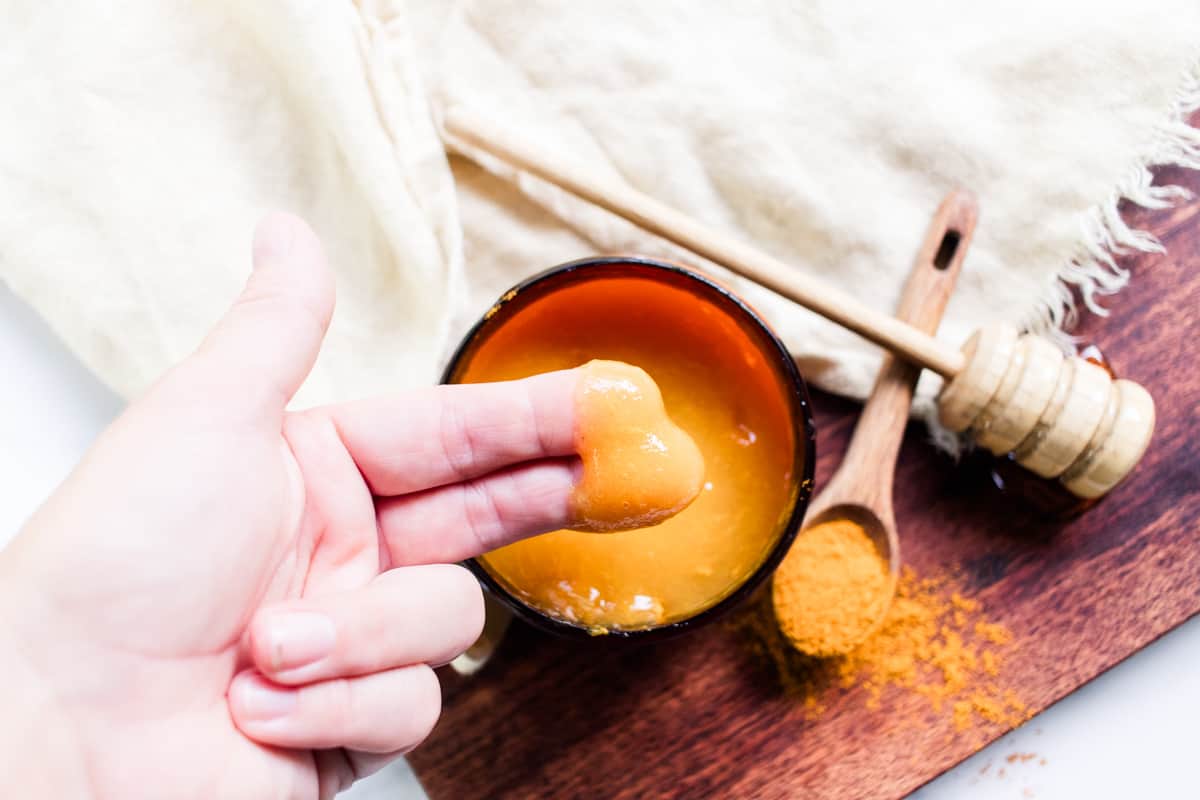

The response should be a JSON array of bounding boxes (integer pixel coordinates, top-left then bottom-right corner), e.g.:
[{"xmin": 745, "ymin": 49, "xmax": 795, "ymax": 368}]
[
  {"xmin": 569, "ymin": 359, "xmax": 706, "ymax": 533},
  {"xmin": 446, "ymin": 258, "xmax": 815, "ymax": 638}
]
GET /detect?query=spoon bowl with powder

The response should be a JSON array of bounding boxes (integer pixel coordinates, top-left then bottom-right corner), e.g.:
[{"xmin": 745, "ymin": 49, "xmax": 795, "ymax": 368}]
[{"xmin": 772, "ymin": 191, "xmax": 977, "ymax": 657}]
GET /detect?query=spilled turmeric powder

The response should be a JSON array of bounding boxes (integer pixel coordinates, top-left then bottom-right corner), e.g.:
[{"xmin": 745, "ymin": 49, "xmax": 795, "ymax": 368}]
[
  {"xmin": 740, "ymin": 567, "xmax": 1029, "ymax": 734},
  {"xmin": 771, "ymin": 518, "xmax": 892, "ymax": 656}
]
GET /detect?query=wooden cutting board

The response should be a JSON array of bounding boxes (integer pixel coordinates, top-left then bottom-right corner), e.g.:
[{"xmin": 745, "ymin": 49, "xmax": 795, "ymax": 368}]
[{"xmin": 409, "ymin": 160, "xmax": 1200, "ymax": 799}]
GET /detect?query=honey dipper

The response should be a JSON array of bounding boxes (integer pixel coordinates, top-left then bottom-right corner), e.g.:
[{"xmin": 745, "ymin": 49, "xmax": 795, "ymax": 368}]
[
  {"xmin": 443, "ymin": 108, "xmax": 1156, "ymax": 499},
  {"xmin": 773, "ymin": 192, "xmax": 972, "ymax": 656}
]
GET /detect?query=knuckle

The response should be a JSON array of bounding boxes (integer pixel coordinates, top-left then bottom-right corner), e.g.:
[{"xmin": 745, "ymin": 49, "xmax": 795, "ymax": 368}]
[
  {"xmin": 461, "ymin": 480, "xmax": 504, "ymax": 551},
  {"xmin": 437, "ymin": 399, "xmax": 477, "ymax": 481},
  {"xmin": 523, "ymin": 384, "xmax": 549, "ymax": 455},
  {"xmin": 234, "ymin": 280, "xmax": 288, "ymax": 313},
  {"xmin": 237, "ymin": 275, "xmax": 331, "ymax": 340}
]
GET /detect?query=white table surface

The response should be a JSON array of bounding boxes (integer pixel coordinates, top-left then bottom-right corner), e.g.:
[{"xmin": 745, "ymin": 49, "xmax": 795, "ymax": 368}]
[{"xmin": 2, "ymin": 279, "xmax": 1195, "ymax": 799}]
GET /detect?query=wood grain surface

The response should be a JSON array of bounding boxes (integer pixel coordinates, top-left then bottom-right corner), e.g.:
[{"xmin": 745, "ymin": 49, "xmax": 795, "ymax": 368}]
[{"xmin": 410, "ymin": 150, "xmax": 1200, "ymax": 799}]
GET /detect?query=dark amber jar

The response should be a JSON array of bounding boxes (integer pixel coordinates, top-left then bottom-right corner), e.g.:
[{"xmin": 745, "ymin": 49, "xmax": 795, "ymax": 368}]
[{"xmin": 442, "ymin": 257, "xmax": 816, "ymax": 641}]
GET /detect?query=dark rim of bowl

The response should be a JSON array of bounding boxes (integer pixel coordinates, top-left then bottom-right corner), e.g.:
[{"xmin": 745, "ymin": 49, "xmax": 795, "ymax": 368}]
[{"xmin": 441, "ymin": 256, "xmax": 817, "ymax": 643}]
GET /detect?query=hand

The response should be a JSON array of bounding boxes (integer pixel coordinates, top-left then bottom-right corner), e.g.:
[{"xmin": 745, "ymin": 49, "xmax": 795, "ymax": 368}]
[{"xmin": 0, "ymin": 213, "xmax": 581, "ymax": 798}]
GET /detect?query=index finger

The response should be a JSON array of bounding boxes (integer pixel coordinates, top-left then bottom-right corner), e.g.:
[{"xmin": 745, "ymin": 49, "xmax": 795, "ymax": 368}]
[{"xmin": 312, "ymin": 369, "xmax": 578, "ymax": 496}]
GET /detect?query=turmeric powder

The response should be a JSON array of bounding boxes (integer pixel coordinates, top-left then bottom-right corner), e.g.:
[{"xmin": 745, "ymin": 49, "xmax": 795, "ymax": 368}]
[
  {"xmin": 739, "ymin": 566, "xmax": 1029, "ymax": 734},
  {"xmin": 771, "ymin": 518, "xmax": 892, "ymax": 656}
]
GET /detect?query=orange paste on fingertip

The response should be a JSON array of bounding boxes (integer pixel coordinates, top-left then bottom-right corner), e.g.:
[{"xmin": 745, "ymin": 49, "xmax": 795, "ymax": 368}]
[
  {"xmin": 567, "ymin": 360, "xmax": 705, "ymax": 533},
  {"xmin": 454, "ymin": 274, "xmax": 798, "ymax": 632}
]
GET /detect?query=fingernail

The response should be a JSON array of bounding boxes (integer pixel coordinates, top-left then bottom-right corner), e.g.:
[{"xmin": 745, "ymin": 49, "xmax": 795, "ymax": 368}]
[
  {"xmin": 264, "ymin": 611, "xmax": 336, "ymax": 672},
  {"xmin": 237, "ymin": 676, "xmax": 298, "ymax": 721},
  {"xmin": 252, "ymin": 212, "xmax": 297, "ymax": 266}
]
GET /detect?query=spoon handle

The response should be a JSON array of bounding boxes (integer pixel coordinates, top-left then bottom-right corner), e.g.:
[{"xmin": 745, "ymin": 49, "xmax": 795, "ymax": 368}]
[
  {"xmin": 837, "ymin": 191, "xmax": 978, "ymax": 499},
  {"xmin": 444, "ymin": 107, "xmax": 968, "ymax": 377}
]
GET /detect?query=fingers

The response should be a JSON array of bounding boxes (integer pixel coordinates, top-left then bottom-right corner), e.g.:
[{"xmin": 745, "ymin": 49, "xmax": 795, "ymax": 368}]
[
  {"xmin": 247, "ymin": 565, "xmax": 484, "ymax": 686},
  {"xmin": 229, "ymin": 665, "xmax": 441, "ymax": 754},
  {"xmin": 234, "ymin": 566, "xmax": 480, "ymax": 766},
  {"xmin": 378, "ymin": 458, "xmax": 578, "ymax": 566},
  {"xmin": 280, "ymin": 411, "xmax": 381, "ymax": 593},
  {"xmin": 312, "ymin": 369, "xmax": 577, "ymax": 496},
  {"xmin": 192, "ymin": 212, "xmax": 335, "ymax": 415},
  {"xmin": 310, "ymin": 750, "xmax": 415, "ymax": 798}
]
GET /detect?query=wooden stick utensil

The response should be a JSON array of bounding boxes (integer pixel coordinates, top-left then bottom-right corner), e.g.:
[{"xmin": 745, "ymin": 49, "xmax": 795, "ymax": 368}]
[{"xmin": 443, "ymin": 108, "xmax": 1155, "ymax": 500}]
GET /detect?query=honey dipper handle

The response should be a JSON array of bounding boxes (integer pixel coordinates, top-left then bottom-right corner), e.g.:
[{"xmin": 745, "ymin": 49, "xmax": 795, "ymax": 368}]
[
  {"xmin": 834, "ymin": 192, "xmax": 977, "ymax": 499},
  {"xmin": 443, "ymin": 107, "xmax": 968, "ymax": 378}
]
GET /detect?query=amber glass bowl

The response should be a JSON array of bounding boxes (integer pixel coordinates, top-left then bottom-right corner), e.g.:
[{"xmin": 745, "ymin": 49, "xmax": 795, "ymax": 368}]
[{"xmin": 442, "ymin": 257, "xmax": 816, "ymax": 641}]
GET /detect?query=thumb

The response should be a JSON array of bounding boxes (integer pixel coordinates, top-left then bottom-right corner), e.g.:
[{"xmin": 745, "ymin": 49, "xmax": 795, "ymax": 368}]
[{"xmin": 191, "ymin": 212, "xmax": 335, "ymax": 415}]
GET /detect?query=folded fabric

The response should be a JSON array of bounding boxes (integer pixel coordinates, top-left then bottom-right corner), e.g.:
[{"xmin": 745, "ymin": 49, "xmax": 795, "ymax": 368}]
[
  {"xmin": 1, "ymin": 0, "xmax": 1197, "ymax": 438},
  {"xmin": 0, "ymin": 0, "xmax": 460, "ymax": 408},
  {"xmin": 414, "ymin": 0, "xmax": 1200, "ymax": 431}
]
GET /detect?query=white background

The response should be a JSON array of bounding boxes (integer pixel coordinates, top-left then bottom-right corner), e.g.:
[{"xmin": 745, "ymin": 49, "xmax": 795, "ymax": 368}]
[{"xmin": 2, "ymin": 279, "xmax": 1196, "ymax": 799}]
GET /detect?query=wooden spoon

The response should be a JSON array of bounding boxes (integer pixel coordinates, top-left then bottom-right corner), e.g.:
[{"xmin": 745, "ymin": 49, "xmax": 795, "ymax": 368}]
[{"xmin": 773, "ymin": 190, "xmax": 977, "ymax": 656}]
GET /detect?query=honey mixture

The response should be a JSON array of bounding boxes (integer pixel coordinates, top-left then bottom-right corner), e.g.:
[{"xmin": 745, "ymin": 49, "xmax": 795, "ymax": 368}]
[
  {"xmin": 452, "ymin": 274, "xmax": 801, "ymax": 631},
  {"xmin": 568, "ymin": 359, "xmax": 705, "ymax": 533}
]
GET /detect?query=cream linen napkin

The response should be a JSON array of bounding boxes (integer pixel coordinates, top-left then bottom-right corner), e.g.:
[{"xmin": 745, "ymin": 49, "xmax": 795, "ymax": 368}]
[
  {"xmin": 413, "ymin": 1, "xmax": 1200, "ymax": 431},
  {"xmin": 0, "ymin": 0, "xmax": 1198, "ymax": 426},
  {"xmin": 0, "ymin": 0, "xmax": 460, "ymax": 408}
]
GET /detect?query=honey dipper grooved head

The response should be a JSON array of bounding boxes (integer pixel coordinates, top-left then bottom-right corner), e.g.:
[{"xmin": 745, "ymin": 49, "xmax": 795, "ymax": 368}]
[
  {"xmin": 937, "ymin": 325, "xmax": 1156, "ymax": 499},
  {"xmin": 937, "ymin": 324, "xmax": 1018, "ymax": 433},
  {"xmin": 973, "ymin": 335, "xmax": 1064, "ymax": 455},
  {"xmin": 1059, "ymin": 379, "xmax": 1155, "ymax": 499},
  {"xmin": 1014, "ymin": 357, "xmax": 1113, "ymax": 478}
]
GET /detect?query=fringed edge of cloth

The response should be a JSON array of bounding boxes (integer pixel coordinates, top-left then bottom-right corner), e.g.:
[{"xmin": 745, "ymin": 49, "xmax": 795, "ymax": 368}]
[
  {"xmin": 1024, "ymin": 56, "xmax": 1200, "ymax": 347},
  {"xmin": 925, "ymin": 57, "xmax": 1200, "ymax": 458}
]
